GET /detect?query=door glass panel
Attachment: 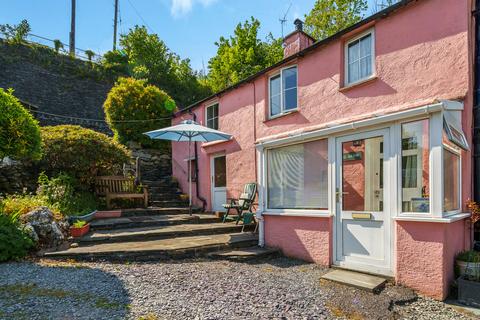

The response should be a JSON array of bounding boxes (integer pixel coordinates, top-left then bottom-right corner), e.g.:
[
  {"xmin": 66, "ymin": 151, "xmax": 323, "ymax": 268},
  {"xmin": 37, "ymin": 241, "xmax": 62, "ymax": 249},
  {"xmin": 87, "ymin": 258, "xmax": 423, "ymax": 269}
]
[
  {"xmin": 342, "ymin": 136, "xmax": 383, "ymax": 212},
  {"xmin": 214, "ymin": 156, "xmax": 226, "ymax": 188}
]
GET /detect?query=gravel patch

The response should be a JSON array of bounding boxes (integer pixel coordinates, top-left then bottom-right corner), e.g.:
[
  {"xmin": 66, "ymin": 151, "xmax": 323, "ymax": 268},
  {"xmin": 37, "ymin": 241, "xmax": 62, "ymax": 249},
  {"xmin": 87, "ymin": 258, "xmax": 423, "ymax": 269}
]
[{"xmin": 0, "ymin": 257, "xmax": 475, "ymax": 319}]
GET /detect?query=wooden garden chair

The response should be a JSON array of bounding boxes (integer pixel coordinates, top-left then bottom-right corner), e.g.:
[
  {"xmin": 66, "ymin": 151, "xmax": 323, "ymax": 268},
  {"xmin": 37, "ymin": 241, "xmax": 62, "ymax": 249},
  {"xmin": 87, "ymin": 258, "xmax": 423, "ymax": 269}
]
[{"xmin": 222, "ymin": 182, "xmax": 257, "ymax": 231}]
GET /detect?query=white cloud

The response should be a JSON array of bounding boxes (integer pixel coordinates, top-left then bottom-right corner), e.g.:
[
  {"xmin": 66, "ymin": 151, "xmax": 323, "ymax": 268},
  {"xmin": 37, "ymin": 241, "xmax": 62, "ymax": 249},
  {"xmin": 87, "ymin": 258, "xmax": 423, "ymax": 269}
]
[{"xmin": 170, "ymin": 0, "xmax": 217, "ymax": 17}]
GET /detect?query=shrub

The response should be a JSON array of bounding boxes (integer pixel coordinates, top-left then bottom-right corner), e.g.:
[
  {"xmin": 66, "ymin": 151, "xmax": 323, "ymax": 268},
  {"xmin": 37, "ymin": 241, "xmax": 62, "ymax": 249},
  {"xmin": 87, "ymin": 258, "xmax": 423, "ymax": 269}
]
[
  {"xmin": 0, "ymin": 19, "xmax": 31, "ymax": 45},
  {"xmin": 0, "ymin": 194, "xmax": 50, "ymax": 217},
  {"xmin": 0, "ymin": 213, "xmax": 34, "ymax": 262},
  {"xmin": 0, "ymin": 88, "xmax": 42, "ymax": 160},
  {"xmin": 37, "ymin": 172, "xmax": 98, "ymax": 216},
  {"xmin": 104, "ymin": 77, "xmax": 175, "ymax": 148},
  {"xmin": 40, "ymin": 125, "xmax": 130, "ymax": 188}
]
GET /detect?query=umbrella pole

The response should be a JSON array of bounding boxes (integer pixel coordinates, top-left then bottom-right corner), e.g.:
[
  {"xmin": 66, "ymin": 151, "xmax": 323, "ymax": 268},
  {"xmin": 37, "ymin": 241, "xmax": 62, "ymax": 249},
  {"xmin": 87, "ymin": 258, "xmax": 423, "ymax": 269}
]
[{"xmin": 188, "ymin": 139, "xmax": 192, "ymax": 216}]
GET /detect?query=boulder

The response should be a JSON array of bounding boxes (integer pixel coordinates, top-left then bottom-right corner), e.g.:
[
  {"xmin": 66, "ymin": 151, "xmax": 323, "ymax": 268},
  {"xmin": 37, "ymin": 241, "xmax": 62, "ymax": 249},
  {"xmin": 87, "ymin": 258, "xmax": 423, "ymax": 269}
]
[{"xmin": 22, "ymin": 207, "xmax": 69, "ymax": 248}]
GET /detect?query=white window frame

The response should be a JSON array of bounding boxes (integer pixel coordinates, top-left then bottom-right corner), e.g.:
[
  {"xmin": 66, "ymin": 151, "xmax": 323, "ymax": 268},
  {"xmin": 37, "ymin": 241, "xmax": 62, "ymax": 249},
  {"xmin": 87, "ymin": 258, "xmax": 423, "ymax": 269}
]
[
  {"xmin": 268, "ymin": 65, "xmax": 298, "ymax": 119},
  {"xmin": 442, "ymin": 143, "xmax": 462, "ymax": 216},
  {"xmin": 205, "ymin": 103, "xmax": 219, "ymax": 130},
  {"xmin": 264, "ymin": 139, "xmax": 330, "ymax": 214},
  {"xmin": 344, "ymin": 28, "xmax": 376, "ymax": 87}
]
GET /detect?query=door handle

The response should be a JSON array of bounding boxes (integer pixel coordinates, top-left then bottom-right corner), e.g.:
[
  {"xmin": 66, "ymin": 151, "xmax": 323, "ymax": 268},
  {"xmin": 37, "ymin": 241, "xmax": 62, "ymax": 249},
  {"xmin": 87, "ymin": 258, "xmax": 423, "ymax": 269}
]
[{"xmin": 336, "ymin": 190, "xmax": 349, "ymax": 202}]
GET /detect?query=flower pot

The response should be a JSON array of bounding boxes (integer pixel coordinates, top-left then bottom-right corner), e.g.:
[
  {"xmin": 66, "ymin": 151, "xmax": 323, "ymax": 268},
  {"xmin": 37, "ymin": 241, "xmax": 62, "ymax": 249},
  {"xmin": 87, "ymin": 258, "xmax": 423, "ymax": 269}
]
[
  {"xmin": 456, "ymin": 260, "xmax": 480, "ymax": 278},
  {"xmin": 70, "ymin": 223, "xmax": 90, "ymax": 238},
  {"xmin": 458, "ymin": 276, "xmax": 480, "ymax": 307}
]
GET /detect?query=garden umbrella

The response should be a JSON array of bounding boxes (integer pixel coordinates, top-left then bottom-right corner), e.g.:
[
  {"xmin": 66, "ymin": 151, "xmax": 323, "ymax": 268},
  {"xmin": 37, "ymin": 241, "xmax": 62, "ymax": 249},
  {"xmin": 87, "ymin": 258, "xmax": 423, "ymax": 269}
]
[{"xmin": 144, "ymin": 120, "xmax": 232, "ymax": 215}]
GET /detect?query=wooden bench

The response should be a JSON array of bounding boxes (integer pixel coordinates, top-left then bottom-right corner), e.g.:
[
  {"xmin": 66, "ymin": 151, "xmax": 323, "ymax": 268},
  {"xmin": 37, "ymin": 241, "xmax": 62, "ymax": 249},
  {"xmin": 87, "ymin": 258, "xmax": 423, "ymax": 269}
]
[{"xmin": 95, "ymin": 176, "xmax": 148, "ymax": 209}]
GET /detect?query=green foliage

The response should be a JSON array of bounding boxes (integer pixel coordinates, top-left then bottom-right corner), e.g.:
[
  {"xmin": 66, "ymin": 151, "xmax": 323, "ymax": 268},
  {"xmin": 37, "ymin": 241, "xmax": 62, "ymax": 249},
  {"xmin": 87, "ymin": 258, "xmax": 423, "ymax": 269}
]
[
  {"xmin": 0, "ymin": 213, "xmax": 34, "ymax": 262},
  {"xmin": 102, "ymin": 26, "xmax": 211, "ymax": 108},
  {"xmin": 84, "ymin": 50, "xmax": 95, "ymax": 62},
  {"xmin": 72, "ymin": 220, "xmax": 87, "ymax": 228},
  {"xmin": 457, "ymin": 250, "xmax": 480, "ymax": 263},
  {"xmin": 0, "ymin": 19, "xmax": 31, "ymax": 45},
  {"xmin": 304, "ymin": 0, "xmax": 368, "ymax": 40},
  {"xmin": 0, "ymin": 194, "xmax": 51, "ymax": 217},
  {"xmin": 207, "ymin": 17, "xmax": 284, "ymax": 92},
  {"xmin": 0, "ymin": 88, "xmax": 42, "ymax": 160},
  {"xmin": 104, "ymin": 77, "xmax": 173, "ymax": 147},
  {"xmin": 40, "ymin": 125, "xmax": 130, "ymax": 188},
  {"xmin": 53, "ymin": 39, "xmax": 63, "ymax": 53}
]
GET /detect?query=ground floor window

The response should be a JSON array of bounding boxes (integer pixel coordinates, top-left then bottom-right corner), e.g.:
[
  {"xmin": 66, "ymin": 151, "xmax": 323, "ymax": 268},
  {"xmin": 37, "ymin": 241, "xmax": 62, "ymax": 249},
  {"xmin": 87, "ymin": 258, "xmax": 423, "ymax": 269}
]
[
  {"xmin": 401, "ymin": 119, "xmax": 429, "ymax": 213},
  {"xmin": 267, "ymin": 139, "xmax": 328, "ymax": 209},
  {"xmin": 443, "ymin": 148, "xmax": 460, "ymax": 212}
]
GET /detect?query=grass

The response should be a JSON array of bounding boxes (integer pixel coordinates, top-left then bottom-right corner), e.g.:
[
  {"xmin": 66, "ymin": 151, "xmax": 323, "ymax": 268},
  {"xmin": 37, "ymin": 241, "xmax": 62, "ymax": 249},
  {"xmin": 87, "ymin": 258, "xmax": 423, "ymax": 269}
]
[{"xmin": 0, "ymin": 282, "xmax": 127, "ymax": 311}]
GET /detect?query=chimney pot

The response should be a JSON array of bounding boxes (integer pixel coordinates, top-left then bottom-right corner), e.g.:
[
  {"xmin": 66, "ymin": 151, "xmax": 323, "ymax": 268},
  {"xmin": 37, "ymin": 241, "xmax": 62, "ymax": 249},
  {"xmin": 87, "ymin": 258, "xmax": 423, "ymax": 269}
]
[{"xmin": 294, "ymin": 19, "xmax": 303, "ymax": 32}]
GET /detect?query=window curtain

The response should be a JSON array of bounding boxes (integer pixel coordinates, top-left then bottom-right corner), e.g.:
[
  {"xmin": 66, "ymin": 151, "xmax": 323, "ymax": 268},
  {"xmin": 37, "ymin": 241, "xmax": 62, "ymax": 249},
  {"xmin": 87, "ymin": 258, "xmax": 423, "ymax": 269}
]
[
  {"xmin": 402, "ymin": 155, "xmax": 417, "ymax": 188},
  {"xmin": 267, "ymin": 140, "xmax": 328, "ymax": 209}
]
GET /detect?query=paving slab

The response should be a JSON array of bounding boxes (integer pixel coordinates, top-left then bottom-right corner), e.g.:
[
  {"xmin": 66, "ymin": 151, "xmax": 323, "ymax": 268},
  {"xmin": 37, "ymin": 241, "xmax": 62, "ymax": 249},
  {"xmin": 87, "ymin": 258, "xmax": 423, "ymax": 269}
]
[
  {"xmin": 207, "ymin": 246, "xmax": 279, "ymax": 260},
  {"xmin": 80, "ymin": 222, "xmax": 245, "ymax": 243},
  {"xmin": 45, "ymin": 232, "xmax": 258, "ymax": 261},
  {"xmin": 90, "ymin": 214, "xmax": 218, "ymax": 230},
  {"xmin": 321, "ymin": 269, "xmax": 387, "ymax": 292}
]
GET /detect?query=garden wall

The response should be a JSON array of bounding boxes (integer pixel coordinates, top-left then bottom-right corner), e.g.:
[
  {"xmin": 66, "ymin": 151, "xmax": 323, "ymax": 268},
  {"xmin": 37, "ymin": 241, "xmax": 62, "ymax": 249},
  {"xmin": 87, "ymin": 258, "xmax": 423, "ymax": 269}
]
[{"xmin": 0, "ymin": 41, "xmax": 114, "ymax": 134}]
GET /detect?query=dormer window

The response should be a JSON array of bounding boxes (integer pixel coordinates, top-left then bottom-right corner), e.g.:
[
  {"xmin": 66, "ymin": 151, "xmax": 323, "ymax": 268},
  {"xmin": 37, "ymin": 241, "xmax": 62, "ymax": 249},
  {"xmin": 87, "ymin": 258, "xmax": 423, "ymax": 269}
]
[
  {"xmin": 269, "ymin": 66, "xmax": 298, "ymax": 118},
  {"xmin": 345, "ymin": 29, "xmax": 375, "ymax": 86}
]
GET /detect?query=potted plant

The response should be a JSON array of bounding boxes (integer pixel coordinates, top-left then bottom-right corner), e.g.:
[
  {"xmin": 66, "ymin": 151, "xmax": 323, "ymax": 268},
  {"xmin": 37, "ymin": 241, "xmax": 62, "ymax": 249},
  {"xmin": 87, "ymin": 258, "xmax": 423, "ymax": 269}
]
[
  {"xmin": 456, "ymin": 200, "xmax": 480, "ymax": 277},
  {"xmin": 457, "ymin": 250, "xmax": 480, "ymax": 307},
  {"xmin": 70, "ymin": 220, "xmax": 90, "ymax": 238}
]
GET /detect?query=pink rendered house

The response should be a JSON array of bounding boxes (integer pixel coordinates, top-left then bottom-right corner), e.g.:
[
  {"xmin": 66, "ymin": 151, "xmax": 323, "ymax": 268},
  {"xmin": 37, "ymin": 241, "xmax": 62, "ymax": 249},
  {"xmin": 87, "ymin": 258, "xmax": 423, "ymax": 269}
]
[{"xmin": 171, "ymin": 0, "xmax": 476, "ymax": 300}]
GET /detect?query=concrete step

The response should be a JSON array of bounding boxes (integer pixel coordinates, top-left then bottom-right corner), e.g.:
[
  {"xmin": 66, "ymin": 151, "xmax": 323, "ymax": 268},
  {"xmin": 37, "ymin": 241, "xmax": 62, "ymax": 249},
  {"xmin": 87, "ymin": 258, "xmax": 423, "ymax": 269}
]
[
  {"xmin": 149, "ymin": 194, "xmax": 184, "ymax": 201},
  {"xmin": 207, "ymin": 247, "xmax": 279, "ymax": 261},
  {"xmin": 78, "ymin": 222, "xmax": 249, "ymax": 244},
  {"xmin": 121, "ymin": 207, "xmax": 201, "ymax": 217},
  {"xmin": 321, "ymin": 269, "xmax": 387, "ymax": 292},
  {"xmin": 149, "ymin": 200, "xmax": 189, "ymax": 207},
  {"xmin": 45, "ymin": 232, "xmax": 259, "ymax": 261},
  {"xmin": 90, "ymin": 214, "xmax": 219, "ymax": 231}
]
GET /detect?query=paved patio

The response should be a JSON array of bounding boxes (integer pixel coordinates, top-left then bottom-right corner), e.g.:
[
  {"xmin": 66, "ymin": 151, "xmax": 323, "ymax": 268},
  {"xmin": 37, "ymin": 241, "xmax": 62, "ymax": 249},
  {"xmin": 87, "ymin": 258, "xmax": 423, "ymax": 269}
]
[{"xmin": 0, "ymin": 257, "xmax": 476, "ymax": 320}]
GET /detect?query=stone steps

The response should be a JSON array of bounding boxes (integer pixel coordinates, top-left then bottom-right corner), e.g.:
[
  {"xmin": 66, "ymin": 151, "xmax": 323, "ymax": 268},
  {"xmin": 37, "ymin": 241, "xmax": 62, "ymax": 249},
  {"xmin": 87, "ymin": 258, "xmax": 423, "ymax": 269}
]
[
  {"xmin": 149, "ymin": 200, "xmax": 189, "ymax": 207},
  {"xmin": 77, "ymin": 222, "xmax": 249, "ymax": 244},
  {"xmin": 120, "ymin": 207, "xmax": 201, "ymax": 217},
  {"xmin": 45, "ymin": 232, "xmax": 259, "ymax": 261},
  {"xmin": 90, "ymin": 214, "xmax": 219, "ymax": 231}
]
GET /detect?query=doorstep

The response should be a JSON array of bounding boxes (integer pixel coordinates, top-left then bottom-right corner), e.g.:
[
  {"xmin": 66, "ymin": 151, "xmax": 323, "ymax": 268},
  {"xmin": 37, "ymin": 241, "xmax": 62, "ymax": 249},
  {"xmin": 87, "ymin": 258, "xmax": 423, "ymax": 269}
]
[{"xmin": 321, "ymin": 269, "xmax": 387, "ymax": 292}]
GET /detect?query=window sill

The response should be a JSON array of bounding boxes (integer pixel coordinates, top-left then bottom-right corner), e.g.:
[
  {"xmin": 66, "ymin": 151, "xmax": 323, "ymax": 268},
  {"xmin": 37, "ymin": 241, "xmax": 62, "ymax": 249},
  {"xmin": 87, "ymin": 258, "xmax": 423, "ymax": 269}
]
[
  {"xmin": 339, "ymin": 75, "xmax": 378, "ymax": 92},
  {"xmin": 393, "ymin": 212, "xmax": 470, "ymax": 223},
  {"xmin": 261, "ymin": 210, "xmax": 333, "ymax": 218},
  {"xmin": 265, "ymin": 109, "xmax": 298, "ymax": 122}
]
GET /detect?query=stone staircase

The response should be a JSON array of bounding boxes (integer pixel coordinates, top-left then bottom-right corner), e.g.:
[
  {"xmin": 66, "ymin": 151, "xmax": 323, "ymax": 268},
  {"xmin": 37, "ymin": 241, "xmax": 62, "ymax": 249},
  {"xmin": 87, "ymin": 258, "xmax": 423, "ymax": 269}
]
[
  {"xmin": 45, "ymin": 208, "xmax": 259, "ymax": 261},
  {"xmin": 130, "ymin": 148, "xmax": 190, "ymax": 208}
]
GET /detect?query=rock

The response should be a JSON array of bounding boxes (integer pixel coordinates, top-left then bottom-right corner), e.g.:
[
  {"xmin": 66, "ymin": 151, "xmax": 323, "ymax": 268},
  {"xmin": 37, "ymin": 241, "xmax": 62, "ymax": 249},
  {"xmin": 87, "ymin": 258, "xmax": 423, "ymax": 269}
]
[
  {"xmin": 22, "ymin": 207, "xmax": 68, "ymax": 248},
  {"xmin": 23, "ymin": 223, "xmax": 39, "ymax": 243}
]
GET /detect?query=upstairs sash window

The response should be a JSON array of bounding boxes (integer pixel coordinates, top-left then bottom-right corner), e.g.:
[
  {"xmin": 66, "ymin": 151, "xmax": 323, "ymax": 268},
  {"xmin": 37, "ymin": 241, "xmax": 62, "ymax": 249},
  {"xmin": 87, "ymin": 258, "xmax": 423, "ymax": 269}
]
[
  {"xmin": 345, "ymin": 30, "xmax": 374, "ymax": 85},
  {"xmin": 269, "ymin": 66, "xmax": 298, "ymax": 118},
  {"xmin": 206, "ymin": 103, "xmax": 219, "ymax": 130}
]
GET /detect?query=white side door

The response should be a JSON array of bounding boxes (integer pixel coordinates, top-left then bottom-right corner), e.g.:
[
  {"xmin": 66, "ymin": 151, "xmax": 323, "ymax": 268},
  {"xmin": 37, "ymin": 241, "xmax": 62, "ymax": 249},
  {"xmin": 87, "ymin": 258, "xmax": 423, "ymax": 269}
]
[
  {"xmin": 335, "ymin": 128, "xmax": 392, "ymax": 276},
  {"xmin": 210, "ymin": 155, "xmax": 227, "ymax": 212}
]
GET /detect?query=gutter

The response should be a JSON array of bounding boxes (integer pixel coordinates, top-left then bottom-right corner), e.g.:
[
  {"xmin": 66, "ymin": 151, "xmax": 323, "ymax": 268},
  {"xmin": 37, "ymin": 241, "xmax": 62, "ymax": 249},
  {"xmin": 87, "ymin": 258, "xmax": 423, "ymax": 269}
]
[{"xmin": 473, "ymin": 1, "xmax": 480, "ymax": 203}]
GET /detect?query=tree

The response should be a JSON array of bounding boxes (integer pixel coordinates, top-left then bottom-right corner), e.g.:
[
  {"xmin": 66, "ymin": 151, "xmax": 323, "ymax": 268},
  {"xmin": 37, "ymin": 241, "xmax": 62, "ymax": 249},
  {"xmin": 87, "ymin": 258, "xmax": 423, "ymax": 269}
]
[
  {"xmin": 102, "ymin": 26, "xmax": 211, "ymax": 108},
  {"xmin": 371, "ymin": 0, "xmax": 398, "ymax": 13},
  {"xmin": 304, "ymin": 0, "xmax": 368, "ymax": 40},
  {"xmin": 104, "ymin": 77, "xmax": 175, "ymax": 148},
  {"xmin": 0, "ymin": 88, "xmax": 42, "ymax": 160},
  {"xmin": 84, "ymin": 50, "xmax": 95, "ymax": 62},
  {"xmin": 207, "ymin": 17, "xmax": 284, "ymax": 92},
  {"xmin": 53, "ymin": 39, "xmax": 64, "ymax": 53},
  {"xmin": 0, "ymin": 19, "xmax": 31, "ymax": 45}
]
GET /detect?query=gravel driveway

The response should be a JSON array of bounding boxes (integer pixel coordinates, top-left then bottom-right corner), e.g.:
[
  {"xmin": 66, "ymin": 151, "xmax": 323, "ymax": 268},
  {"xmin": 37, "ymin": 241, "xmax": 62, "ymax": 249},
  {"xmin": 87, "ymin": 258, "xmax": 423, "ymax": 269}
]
[{"xmin": 0, "ymin": 257, "xmax": 475, "ymax": 319}]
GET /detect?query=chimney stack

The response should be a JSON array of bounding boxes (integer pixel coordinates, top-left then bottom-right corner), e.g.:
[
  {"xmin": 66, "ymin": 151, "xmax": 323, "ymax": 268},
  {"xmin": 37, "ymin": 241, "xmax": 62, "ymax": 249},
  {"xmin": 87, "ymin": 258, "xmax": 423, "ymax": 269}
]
[{"xmin": 283, "ymin": 19, "xmax": 315, "ymax": 58}]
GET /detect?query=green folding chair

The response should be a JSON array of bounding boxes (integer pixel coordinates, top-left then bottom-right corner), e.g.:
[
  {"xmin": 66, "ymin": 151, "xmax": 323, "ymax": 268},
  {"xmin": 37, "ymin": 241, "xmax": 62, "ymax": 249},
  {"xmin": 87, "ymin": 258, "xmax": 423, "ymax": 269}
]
[{"xmin": 222, "ymin": 183, "xmax": 257, "ymax": 229}]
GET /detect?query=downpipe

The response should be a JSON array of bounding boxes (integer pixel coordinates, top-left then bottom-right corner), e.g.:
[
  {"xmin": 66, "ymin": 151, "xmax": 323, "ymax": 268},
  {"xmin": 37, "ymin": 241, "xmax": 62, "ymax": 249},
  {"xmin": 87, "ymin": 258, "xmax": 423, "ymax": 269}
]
[{"xmin": 190, "ymin": 111, "xmax": 207, "ymax": 211}]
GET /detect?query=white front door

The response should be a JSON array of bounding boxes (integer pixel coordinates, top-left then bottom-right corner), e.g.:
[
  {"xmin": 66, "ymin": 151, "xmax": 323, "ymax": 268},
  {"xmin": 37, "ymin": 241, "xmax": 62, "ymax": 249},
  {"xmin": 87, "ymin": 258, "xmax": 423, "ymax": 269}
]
[
  {"xmin": 211, "ymin": 155, "xmax": 227, "ymax": 212},
  {"xmin": 335, "ymin": 129, "xmax": 392, "ymax": 275}
]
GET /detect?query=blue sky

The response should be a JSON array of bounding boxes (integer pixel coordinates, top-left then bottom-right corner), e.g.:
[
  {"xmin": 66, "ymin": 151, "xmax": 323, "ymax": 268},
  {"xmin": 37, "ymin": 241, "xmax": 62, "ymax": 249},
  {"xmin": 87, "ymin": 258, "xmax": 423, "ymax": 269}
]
[{"xmin": 1, "ymin": 0, "xmax": 380, "ymax": 71}]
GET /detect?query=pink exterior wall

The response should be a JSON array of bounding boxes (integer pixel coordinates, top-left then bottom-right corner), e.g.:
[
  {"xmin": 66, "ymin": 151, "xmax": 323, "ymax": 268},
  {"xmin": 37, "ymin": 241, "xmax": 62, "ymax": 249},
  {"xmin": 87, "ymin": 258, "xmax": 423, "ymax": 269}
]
[
  {"xmin": 396, "ymin": 220, "xmax": 468, "ymax": 300},
  {"xmin": 170, "ymin": 0, "xmax": 474, "ymax": 300},
  {"xmin": 264, "ymin": 215, "xmax": 332, "ymax": 265},
  {"xmin": 173, "ymin": 0, "xmax": 472, "ymax": 211}
]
